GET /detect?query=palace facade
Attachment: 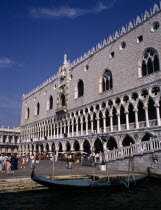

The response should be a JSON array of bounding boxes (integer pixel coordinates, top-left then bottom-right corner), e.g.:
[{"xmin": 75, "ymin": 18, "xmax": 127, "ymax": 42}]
[
  {"xmin": 0, "ymin": 127, "xmax": 20, "ymax": 154},
  {"xmin": 20, "ymin": 3, "xmax": 161, "ymax": 157}
]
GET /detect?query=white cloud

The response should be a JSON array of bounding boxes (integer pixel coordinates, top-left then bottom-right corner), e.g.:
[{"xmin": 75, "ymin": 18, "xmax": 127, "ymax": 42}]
[
  {"xmin": 0, "ymin": 57, "xmax": 22, "ymax": 69},
  {"xmin": 30, "ymin": 1, "xmax": 116, "ymax": 19},
  {"xmin": 0, "ymin": 57, "xmax": 15, "ymax": 68}
]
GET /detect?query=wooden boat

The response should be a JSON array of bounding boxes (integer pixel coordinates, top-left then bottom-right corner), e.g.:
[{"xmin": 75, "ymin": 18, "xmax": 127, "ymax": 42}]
[{"xmin": 31, "ymin": 166, "xmax": 148, "ymax": 191}]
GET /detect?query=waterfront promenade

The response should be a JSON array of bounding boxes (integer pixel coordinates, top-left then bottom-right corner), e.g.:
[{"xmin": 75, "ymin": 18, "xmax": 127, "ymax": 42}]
[
  {"xmin": 0, "ymin": 160, "xmax": 125, "ymax": 180},
  {"xmin": 0, "ymin": 160, "xmax": 138, "ymax": 193}
]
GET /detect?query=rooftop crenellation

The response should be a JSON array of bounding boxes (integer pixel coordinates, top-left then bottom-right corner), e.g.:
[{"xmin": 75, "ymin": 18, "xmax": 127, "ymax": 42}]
[{"xmin": 22, "ymin": 2, "xmax": 161, "ymax": 100}]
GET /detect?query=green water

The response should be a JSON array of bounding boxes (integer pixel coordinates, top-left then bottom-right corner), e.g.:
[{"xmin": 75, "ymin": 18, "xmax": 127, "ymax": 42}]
[{"xmin": 0, "ymin": 179, "xmax": 161, "ymax": 210}]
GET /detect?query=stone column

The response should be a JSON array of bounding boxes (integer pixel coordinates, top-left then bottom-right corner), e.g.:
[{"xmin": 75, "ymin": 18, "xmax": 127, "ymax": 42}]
[
  {"xmin": 64, "ymin": 121, "xmax": 66, "ymax": 135},
  {"xmin": 144, "ymin": 106, "xmax": 149, "ymax": 127},
  {"xmin": 117, "ymin": 112, "xmax": 121, "ymax": 131},
  {"xmin": 85, "ymin": 116, "xmax": 88, "ymax": 135},
  {"xmin": 53, "ymin": 124, "xmax": 56, "ymax": 139},
  {"xmin": 75, "ymin": 117, "xmax": 78, "ymax": 136},
  {"xmin": 67, "ymin": 120, "xmax": 70, "ymax": 137},
  {"xmin": 60, "ymin": 122, "xmax": 62, "ymax": 138},
  {"xmin": 6, "ymin": 136, "xmax": 9, "ymax": 143},
  {"xmin": 103, "ymin": 116, "xmax": 106, "ymax": 133},
  {"xmin": 134, "ymin": 108, "xmax": 139, "ymax": 129},
  {"xmin": 90, "ymin": 120, "xmax": 93, "ymax": 134},
  {"xmin": 125, "ymin": 111, "xmax": 129, "ymax": 130},
  {"xmin": 57, "ymin": 123, "xmax": 59, "ymax": 139},
  {"xmin": 155, "ymin": 104, "xmax": 161, "ymax": 126},
  {"xmin": 71, "ymin": 119, "xmax": 74, "ymax": 137},
  {"xmin": 80, "ymin": 117, "xmax": 83, "ymax": 136}
]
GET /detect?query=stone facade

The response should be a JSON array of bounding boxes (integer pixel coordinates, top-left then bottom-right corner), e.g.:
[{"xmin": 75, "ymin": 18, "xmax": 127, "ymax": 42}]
[
  {"xmin": 0, "ymin": 127, "xmax": 20, "ymax": 154},
  {"xmin": 20, "ymin": 3, "xmax": 161, "ymax": 157}
]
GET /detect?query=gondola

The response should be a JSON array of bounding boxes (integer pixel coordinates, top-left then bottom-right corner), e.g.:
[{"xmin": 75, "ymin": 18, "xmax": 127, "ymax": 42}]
[{"xmin": 31, "ymin": 166, "xmax": 148, "ymax": 191}]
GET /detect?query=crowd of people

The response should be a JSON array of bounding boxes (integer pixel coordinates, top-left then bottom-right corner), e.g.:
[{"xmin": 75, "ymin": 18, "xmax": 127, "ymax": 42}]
[
  {"xmin": 0, "ymin": 154, "xmax": 18, "ymax": 174},
  {"xmin": 0, "ymin": 152, "xmax": 104, "ymax": 175}
]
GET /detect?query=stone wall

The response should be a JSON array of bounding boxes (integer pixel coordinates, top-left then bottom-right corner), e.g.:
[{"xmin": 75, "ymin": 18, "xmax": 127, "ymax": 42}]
[
  {"xmin": 21, "ymin": 9, "xmax": 161, "ymax": 126},
  {"xmin": 106, "ymin": 152, "xmax": 161, "ymax": 174}
]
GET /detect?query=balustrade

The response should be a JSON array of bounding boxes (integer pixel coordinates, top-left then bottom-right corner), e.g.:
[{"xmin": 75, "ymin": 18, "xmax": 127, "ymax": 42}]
[{"xmin": 105, "ymin": 137, "xmax": 161, "ymax": 162}]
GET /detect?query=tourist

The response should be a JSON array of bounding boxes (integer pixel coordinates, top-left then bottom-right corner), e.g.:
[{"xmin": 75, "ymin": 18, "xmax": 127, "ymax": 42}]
[
  {"xmin": 0, "ymin": 154, "xmax": 2, "ymax": 171},
  {"xmin": 20, "ymin": 155, "xmax": 26, "ymax": 168},
  {"xmin": 6, "ymin": 160, "xmax": 11, "ymax": 175},
  {"xmin": 55, "ymin": 154, "xmax": 58, "ymax": 162},
  {"xmin": 25, "ymin": 155, "xmax": 29, "ymax": 165},
  {"xmin": 30, "ymin": 154, "xmax": 35, "ymax": 168},
  {"xmin": 2, "ymin": 154, "xmax": 8, "ymax": 173}
]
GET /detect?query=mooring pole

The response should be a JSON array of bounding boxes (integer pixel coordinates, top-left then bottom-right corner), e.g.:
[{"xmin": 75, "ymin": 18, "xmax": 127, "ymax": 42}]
[{"xmin": 52, "ymin": 148, "xmax": 55, "ymax": 178}]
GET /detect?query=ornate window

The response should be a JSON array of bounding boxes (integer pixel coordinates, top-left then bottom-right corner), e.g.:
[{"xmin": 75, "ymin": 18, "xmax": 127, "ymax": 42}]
[
  {"xmin": 119, "ymin": 41, "xmax": 126, "ymax": 50},
  {"xmin": 78, "ymin": 80, "xmax": 84, "ymax": 97},
  {"xmin": 141, "ymin": 48, "xmax": 160, "ymax": 77},
  {"xmin": 49, "ymin": 96, "xmax": 53, "ymax": 110},
  {"xmin": 36, "ymin": 102, "xmax": 40, "ymax": 115},
  {"xmin": 61, "ymin": 94, "xmax": 66, "ymax": 106},
  {"xmin": 151, "ymin": 21, "xmax": 160, "ymax": 32},
  {"xmin": 25, "ymin": 107, "xmax": 30, "ymax": 119},
  {"xmin": 102, "ymin": 70, "xmax": 113, "ymax": 92}
]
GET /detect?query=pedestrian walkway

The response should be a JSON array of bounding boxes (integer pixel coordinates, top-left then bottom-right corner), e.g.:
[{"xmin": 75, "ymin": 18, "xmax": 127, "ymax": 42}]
[{"xmin": 0, "ymin": 160, "xmax": 131, "ymax": 180}]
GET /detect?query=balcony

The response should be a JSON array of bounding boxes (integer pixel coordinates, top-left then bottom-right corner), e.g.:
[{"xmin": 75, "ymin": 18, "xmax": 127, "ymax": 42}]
[{"xmin": 55, "ymin": 106, "xmax": 67, "ymax": 114}]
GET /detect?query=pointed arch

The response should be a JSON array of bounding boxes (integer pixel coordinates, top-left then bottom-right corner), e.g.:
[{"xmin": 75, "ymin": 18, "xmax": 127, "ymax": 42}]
[
  {"xmin": 102, "ymin": 69, "xmax": 113, "ymax": 92},
  {"xmin": 49, "ymin": 95, "xmax": 53, "ymax": 110},
  {"xmin": 93, "ymin": 112, "xmax": 97, "ymax": 131},
  {"xmin": 122, "ymin": 135, "xmax": 135, "ymax": 147},
  {"xmin": 94, "ymin": 138, "xmax": 103, "ymax": 153},
  {"xmin": 141, "ymin": 133, "xmax": 153, "ymax": 141},
  {"xmin": 26, "ymin": 107, "xmax": 30, "ymax": 119},
  {"xmin": 141, "ymin": 48, "xmax": 160, "ymax": 77},
  {"xmin": 83, "ymin": 139, "xmax": 91, "ymax": 154},
  {"xmin": 73, "ymin": 140, "xmax": 80, "ymax": 151},
  {"xmin": 113, "ymin": 107, "xmax": 118, "ymax": 126},
  {"xmin": 120, "ymin": 105, "xmax": 126, "ymax": 124},
  {"xmin": 88, "ymin": 114, "xmax": 91, "ymax": 130},
  {"xmin": 148, "ymin": 97, "xmax": 156, "ymax": 120},
  {"xmin": 59, "ymin": 142, "xmax": 63, "ymax": 152},
  {"xmin": 66, "ymin": 141, "xmax": 71, "ymax": 152},
  {"xmin": 99, "ymin": 111, "xmax": 103, "ymax": 128},
  {"xmin": 78, "ymin": 79, "xmax": 84, "ymax": 97},
  {"xmin": 129, "ymin": 103, "xmax": 135, "ymax": 123},
  {"xmin": 106, "ymin": 109, "xmax": 110, "ymax": 127},
  {"xmin": 107, "ymin": 137, "xmax": 118, "ymax": 150},
  {"xmin": 61, "ymin": 93, "xmax": 66, "ymax": 106},
  {"xmin": 52, "ymin": 143, "xmax": 55, "ymax": 153},
  {"xmin": 138, "ymin": 100, "xmax": 145, "ymax": 122},
  {"xmin": 46, "ymin": 143, "xmax": 49, "ymax": 152},
  {"xmin": 36, "ymin": 102, "xmax": 40, "ymax": 115}
]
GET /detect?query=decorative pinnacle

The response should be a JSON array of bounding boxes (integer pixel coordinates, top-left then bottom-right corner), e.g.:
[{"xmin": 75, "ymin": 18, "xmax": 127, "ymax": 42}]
[{"xmin": 63, "ymin": 54, "xmax": 67, "ymax": 65}]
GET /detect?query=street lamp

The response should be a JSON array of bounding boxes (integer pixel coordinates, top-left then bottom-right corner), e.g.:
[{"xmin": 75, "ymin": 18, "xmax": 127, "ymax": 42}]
[{"xmin": 100, "ymin": 128, "xmax": 108, "ymax": 164}]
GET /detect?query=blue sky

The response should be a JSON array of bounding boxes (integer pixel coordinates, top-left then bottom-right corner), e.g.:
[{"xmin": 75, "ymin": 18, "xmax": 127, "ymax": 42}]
[{"xmin": 0, "ymin": 0, "xmax": 160, "ymax": 128}]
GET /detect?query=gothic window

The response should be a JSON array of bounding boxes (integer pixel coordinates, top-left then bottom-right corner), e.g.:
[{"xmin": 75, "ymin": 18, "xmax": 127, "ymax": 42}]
[
  {"xmin": 137, "ymin": 35, "xmax": 143, "ymax": 43},
  {"xmin": 37, "ymin": 102, "xmax": 40, "ymax": 115},
  {"xmin": 49, "ymin": 95, "xmax": 53, "ymax": 110},
  {"xmin": 102, "ymin": 70, "xmax": 113, "ymax": 92},
  {"xmin": 27, "ymin": 107, "xmax": 30, "ymax": 119},
  {"xmin": 151, "ymin": 21, "xmax": 160, "ymax": 32},
  {"xmin": 61, "ymin": 93, "xmax": 66, "ymax": 106},
  {"xmin": 78, "ymin": 79, "xmax": 84, "ymax": 97},
  {"xmin": 141, "ymin": 48, "xmax": 160, "ymax": 77},
  {"xmin": 119, "ymin": 41, "xmax": 126, "ymax": 50}
]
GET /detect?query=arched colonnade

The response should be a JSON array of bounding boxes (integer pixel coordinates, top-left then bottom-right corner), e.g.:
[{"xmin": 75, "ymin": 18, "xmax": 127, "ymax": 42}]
[{"xmin": 19, "ymin": 132, "xmax": 155, "ymax": 156}]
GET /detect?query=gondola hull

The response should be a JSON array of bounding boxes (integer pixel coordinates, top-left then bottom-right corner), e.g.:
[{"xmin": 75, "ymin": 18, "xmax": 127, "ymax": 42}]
[{"xmin": 31, "ymin": 167, "xmax": 148, "ymax": 191}]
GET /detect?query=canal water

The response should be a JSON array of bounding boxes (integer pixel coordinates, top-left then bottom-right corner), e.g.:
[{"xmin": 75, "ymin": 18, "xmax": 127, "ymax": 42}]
[{"xmin": 0, "ymin": 178, "xmax": 161, "ymax": 210}]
